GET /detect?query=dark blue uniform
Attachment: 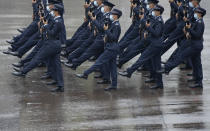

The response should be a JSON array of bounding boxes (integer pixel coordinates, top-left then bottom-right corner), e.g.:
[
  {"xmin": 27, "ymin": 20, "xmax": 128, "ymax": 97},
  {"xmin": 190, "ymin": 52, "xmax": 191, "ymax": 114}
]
[
  {"xmin": 118, "ymin": 17, "xmax": 147, "ymax": 68},
  {"xmin": 83, "ymin": 20, "xmax": 121, "ymax": 87},
  {"xmin": 70, "ymin": 10, "xmax": 109, "ymax": 69},
  {"xmin": 162, "ymin": 0, "xmax": 177, "ymax": 39},
  {"xmin": 164, "ymin": 18, "xmax": 204, "ymax": 86},
  {"xmin": 120, "ymin": 15, "xmax": 164, "ymax": 88},
  {"xmin": 67, "ymin": 32, "xmax": 95, "ymax": 63},
  {"xmin": 19, "ymin": 16, "xmax": 65, "ymax": 88},
  {"xmin": 118, "ymin": 6, "xmax": 141, "ymax": 54}
]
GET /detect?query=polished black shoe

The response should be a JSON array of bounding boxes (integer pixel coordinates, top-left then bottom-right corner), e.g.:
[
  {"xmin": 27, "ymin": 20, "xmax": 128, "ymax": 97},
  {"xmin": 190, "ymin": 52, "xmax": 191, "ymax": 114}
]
[
  {"xmin": 12, "ymin": 62, "xmax": 23, "ymax": 68},
  {"xmin": 51, "ymin": 86, "xmax": 64, "ymax": 92},
  {"xmin": 187, "ymin": 78, "xmax": 196, "ymax": 82},
  {"xmin": 75, "ymin": 74, "xmax": 88, "ymax": 79},
  {"xmin": 145, "ymin": 79, "xmax": 155, "ymax": 83},
  {"xmin": 60, "ymin": 59, "xmax": 68, "ymax": 64},
  {"xmin": 156, "ymin": 68, "xmax": 169, "ymax": 75},
  {"xmin": 61, "ymin": 51, "xmax": 67, "ymax": 57},
  {"xmin": 150, "ymin": 85, "xmax": 163, "ymax": 89},
  {"xmin": 13, "ymin": 67, "xmax": 21, "ymax": 72},
  {"xmin": 12, "ymin": 71, "xmax": 25, "ymax": 77},
  {"xmin": 118, "ymin": 71, "xmax": 131, "ymax": 78},
  {"xmin": 64, "ymin": 62, "xmax": 73, "ymax": 67},
  {"xmin": 10, "ymin": 51, "xmax": 21, "ymax": 58},
  {"xmin": 38, "ymin": 63, "xmax": 46, "ymax": 67},
  {"xmin": 94, "ymin": 74, "xmax": 103, "ymax": 78},
  {"xmin": 17, "ymin": 28, "xmax": 24, "ymax": 33},
  {"xmin": 137, "ymin": 67, "xmax": 147, "ymax": 72},
  {"xmin": 8, "ymin": 46, "xmax": 14, "ymax": 50},
  {"xmin": 40, "ymin": 74, "xmax": 51, "ymax": 79},
  {"xmin": 6, "ymin": 40, "xmax": 15, "ymax": 45},
  {"xmin": 161, "ymin": 61, "xmax": 166, "ymax": 64},
  {"xmin": 3, "ymin": 49, "xmax": 13, "ymax": 55},
  {"xmin": 143, "ymin": 74, "xmax": 150, "ymax": 78},
  {"xmin": 187, "ymin": 73, "xmax": 193, "ymax": 76},
  {"xmin": 89, "ymin": 56, "xmax": 97, "ymax": 62},
  {"xmin": 97, "ymin": 79, "xmax": 111, "ymax": 84},
  {"xmin": 180, "ymin": 66, "xmax": 192, "ymax": 70},
  {"xmin": 104, "ymin": 86, "xmax": 117, "ymax": 91},
  {"xmin": 64, "ymin": 62, "xmax": 76, "ymax": 70},
  {"xmin": 45, "ymin": 80, "xmax": 57, "ymax": 85},
  {"xmin": 189, "ymin": 83, "xmax": 203, "ymax": 88}
]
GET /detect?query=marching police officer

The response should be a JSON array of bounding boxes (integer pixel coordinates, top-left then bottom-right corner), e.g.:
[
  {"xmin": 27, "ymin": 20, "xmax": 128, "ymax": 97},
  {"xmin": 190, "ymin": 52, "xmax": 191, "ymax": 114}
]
[
  {"xmin": 119, "ymin": 5, "xmax": 165, "ymax": 89},
  {"xmin": 66, "ymin": 0, "xmax": 114, "ymax": 70},
  {"xmin": 158, "ymin": 7, "xmax": 206, "ymax": 89},
  {"xmin": 76, "ymin": 9, "xmax": 122, "ymax": 91},
  {"xmin": 12, "ymin": 4, "xmax": 66, "ymax": 92}
]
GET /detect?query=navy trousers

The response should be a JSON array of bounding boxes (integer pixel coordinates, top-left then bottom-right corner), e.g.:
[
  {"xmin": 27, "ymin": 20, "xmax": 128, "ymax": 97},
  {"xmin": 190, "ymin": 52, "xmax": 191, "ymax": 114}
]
[
  {"xmin": 165, "ymin": 41, "xmax": 203, "ymax": 84},
  {"xmin": 127, "ymin": 44, "xmax": 163, "ymax": 86},
  {"xmin": 72, "ymin": 38, "xmax": 104, "ymax": 67},
  {"xmin": 22, "ymin": 40, "xmax": 64, "ymax": 87},
  {"xmin": 84, "ymin": 49, "xmax": 118, "ymax": 87}
]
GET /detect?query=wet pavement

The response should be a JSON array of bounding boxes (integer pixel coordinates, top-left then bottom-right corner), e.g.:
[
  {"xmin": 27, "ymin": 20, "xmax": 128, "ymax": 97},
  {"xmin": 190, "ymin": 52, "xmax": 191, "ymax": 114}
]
[{"xmin": 0, "ymin": 0, "xmax": 210, "ymax": 130}]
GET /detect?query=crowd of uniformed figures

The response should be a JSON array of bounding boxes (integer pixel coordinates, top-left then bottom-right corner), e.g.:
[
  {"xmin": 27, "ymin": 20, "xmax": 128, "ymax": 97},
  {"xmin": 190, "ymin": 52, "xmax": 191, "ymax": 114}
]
[{"xmin": 3, "ymin": 0, "xmax": 206, "ymax": 92}]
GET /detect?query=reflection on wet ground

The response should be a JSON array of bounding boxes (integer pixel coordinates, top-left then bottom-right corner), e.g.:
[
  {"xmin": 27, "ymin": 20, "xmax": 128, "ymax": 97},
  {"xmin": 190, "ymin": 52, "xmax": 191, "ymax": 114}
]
[{"xmin": 0, "ymin": 0, "xmax": 210, "ymax": 130}]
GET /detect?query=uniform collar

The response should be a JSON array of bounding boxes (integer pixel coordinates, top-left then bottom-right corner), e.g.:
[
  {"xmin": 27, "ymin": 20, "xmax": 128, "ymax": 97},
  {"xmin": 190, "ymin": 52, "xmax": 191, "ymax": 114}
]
[
  {"xmin": 112, "ymin": 20, "xmax": 119, "ymax": 24},
  {"xmin": 104, "ymin": 12, "xmax": 111, "ymax": 16},
  {"xmin": 54, "ymin": 16, "xmax": 61, "ymax": 20},
  {"xmin": 156, "ymin": 15, "xmax": 161, "ymax": 19},
  {"xmin": 103, "ymin": 12, "xmax": 109, "ymax": 16},
  {"xmin": 196, "ymin": 18, "xmax": 202, "ymax": 22}
]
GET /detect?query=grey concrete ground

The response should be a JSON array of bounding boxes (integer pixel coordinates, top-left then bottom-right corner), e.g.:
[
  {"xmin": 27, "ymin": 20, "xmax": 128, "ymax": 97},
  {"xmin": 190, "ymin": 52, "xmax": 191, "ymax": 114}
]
[{"xmin": 0, "ymin": 0, "xmax": 210, "ymax": 130}]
